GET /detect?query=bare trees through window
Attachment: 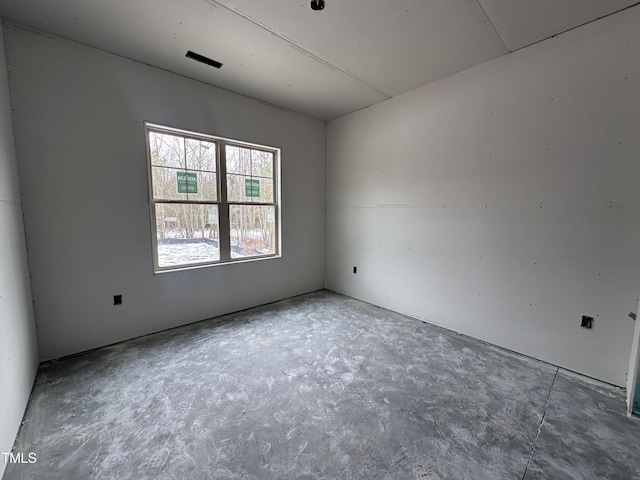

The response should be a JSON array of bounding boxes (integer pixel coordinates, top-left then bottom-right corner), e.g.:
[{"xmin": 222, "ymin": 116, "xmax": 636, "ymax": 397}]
[{"xmin": 146, "ymin": 124, "xmax": 279, "ymax": 271}]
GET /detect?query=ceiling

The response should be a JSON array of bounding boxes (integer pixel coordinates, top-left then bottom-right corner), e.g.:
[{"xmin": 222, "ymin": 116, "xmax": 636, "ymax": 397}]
[{"xmin": 0, "ymin": 0, "xmax": 637, "ymax": 121}]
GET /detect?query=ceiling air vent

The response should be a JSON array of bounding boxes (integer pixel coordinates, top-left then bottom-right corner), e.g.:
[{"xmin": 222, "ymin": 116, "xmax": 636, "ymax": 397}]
[{"xmin": 186, "ymin": 50, "xmax": 223, "ymax": 69}]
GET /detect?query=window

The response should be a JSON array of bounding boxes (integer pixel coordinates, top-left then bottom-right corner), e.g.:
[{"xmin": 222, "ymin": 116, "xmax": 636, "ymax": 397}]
[{"xmin": 145, "ymin": 123, "xmax": 280, "ymax": 272}]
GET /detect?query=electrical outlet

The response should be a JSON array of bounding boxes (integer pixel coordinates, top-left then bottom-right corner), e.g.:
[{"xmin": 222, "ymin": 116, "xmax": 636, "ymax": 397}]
[
  {"xmin": 114, "ymin": 294, "xmax": 123, "ymax": 306},
  {"xmin": 353, "ymin": 266, "xmax": 357, "ymax": 274},
  {"xmin": 581, "ymin": 315, "xmax": 593, "ymax": 329}
]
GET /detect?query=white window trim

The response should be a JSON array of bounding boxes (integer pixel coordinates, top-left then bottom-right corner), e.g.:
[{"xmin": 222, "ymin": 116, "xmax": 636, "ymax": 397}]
[{"xmin": 145, "ymin": 122, "xmax": 281, "ymax": 273}]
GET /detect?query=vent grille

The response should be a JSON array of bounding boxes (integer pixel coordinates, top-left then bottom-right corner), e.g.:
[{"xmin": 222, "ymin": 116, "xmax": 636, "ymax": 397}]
[{"xmin": 186, "ymin": 50, "xmax": 223, "ymax": 69}]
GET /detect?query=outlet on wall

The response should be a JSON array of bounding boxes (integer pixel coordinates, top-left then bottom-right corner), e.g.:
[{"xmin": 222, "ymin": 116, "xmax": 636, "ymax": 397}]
[
  {"xmin": 581, "ymin": 315, "xmax": 593, "ymax": 329},
  {"xmin": 114, "ymin": 294, "xmax": 123, "ymax": 306},
  {"xmin": 353, "ymin": 266, "xmax": 357, "ymax": 274}
]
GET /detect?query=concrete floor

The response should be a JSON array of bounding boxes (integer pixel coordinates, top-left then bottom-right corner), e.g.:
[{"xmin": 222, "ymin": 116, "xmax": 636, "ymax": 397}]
[{"xmin": 4, "ymin": 290, "xmax": 640, "ymax": 479}]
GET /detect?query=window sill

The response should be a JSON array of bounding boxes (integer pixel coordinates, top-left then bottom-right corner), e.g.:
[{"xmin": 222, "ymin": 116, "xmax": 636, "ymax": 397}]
[{"xmin": 153, "ymin": 253, "xmax": 282, "ymax": 275}]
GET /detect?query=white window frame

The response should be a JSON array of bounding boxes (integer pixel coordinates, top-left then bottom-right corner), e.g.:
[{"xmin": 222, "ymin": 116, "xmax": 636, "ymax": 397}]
[{"xmin": 145, "ymin": 122, "xmax": 281, "ymax": 273}]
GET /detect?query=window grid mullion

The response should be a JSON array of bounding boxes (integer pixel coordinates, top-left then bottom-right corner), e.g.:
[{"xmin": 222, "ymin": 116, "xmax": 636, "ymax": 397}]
[{"xmin": 218, "ymin": 140, "xmax": 232, "ymax": 262}]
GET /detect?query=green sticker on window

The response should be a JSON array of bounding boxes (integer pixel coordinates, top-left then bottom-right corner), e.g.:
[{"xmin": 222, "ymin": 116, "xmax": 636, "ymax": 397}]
[
  {"xmin": 245, "ymin": 178, "xmax": 260, "ymax": 197},
  {"xmin": 177, "ymin": 172, "xmax": 198, "ymax": 194}
]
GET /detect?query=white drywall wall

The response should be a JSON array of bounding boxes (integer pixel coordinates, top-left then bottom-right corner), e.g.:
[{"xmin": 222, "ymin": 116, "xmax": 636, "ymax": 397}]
[
  {"xmin": 4, "ymin": 23, "xmax": 325, "ymax": 361},
  {"xmin": 0, "ymin": 21, "xmax": 39, "ymax": 479},
  {"xmin": 326, "ymin": 6, "xmax": 640, "ymax": 387}
]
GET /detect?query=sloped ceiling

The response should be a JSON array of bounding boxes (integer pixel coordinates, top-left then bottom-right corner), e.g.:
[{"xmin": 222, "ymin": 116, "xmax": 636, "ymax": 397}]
[{"xmin": 0, "ymin": 0, "xmax": 637, "ymax": 120}]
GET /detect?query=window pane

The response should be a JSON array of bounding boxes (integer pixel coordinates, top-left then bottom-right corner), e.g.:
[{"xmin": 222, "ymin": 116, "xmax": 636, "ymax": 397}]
[
  {"xmin": 229, "ymin": 205, "xmax": 276, "ymax": 259},
  {"xmin": 226, "ymin": 174, "xmax": 248, "ymax": 202},
  {"xmin": 155, "ymin": 203, "xmax": 220, "ymax": 267},
  {"xmin": 226, "ymin": 175, "xmax": 273, "ymax": 203},
  {"xmin": 226, "ymin": 145, "xmax": 251, "ymax": 175},
  {"xmin": 149, "ymin": 132, "xmax": 185, "ymax": 168},
  {"xmin": 186, "ymin": 138, "xmax": 216, "ymax": 172},
  {"xmin": 253, "ymin": 178, "xmax": 273, "ymax": 203},
  {"xmin": 151, "ymin": 167, "xmax": 188, "ymax": 201},
  {"xmin": 251, "ymin": 149, "xmax": 273, "ymax": 178},
  {"xmin": 189, "ymin": 171, "xmax": 217, "ymax": 201}
]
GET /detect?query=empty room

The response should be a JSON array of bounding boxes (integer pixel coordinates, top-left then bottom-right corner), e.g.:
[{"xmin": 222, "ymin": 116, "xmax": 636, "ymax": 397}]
[{"xmin": 1, "ymin": 1, "xmax": 640, "ymax": 479}]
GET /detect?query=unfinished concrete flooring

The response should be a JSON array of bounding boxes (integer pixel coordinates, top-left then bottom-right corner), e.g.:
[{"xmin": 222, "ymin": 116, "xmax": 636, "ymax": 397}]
[{"xmin": 4, "ymin": 291, "xmax": 640, "ymax": 479}]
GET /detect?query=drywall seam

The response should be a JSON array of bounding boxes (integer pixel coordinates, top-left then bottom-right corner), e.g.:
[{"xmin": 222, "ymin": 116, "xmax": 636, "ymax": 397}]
[{"xmin": 206, "ymin": 0, "xmax": 391, "ymax": 99}]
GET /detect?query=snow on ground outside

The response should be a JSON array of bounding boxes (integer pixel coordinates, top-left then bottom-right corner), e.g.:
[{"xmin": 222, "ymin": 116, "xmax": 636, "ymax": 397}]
[
  {"xmin": 158, "ymin": 243, "xmax": 219, "ymax": 267},
  {"xmin": 157, "ymin": 242, "xmax": 269, "ymax": 266}
]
